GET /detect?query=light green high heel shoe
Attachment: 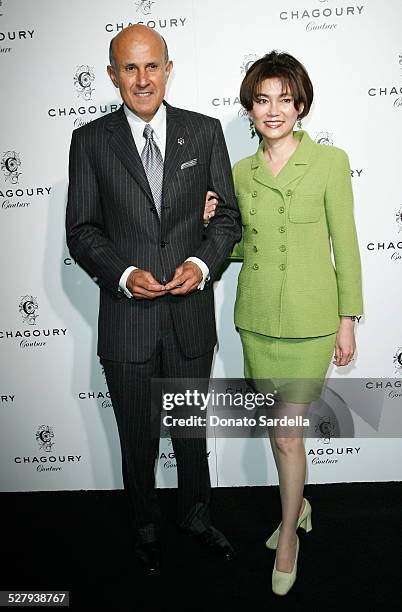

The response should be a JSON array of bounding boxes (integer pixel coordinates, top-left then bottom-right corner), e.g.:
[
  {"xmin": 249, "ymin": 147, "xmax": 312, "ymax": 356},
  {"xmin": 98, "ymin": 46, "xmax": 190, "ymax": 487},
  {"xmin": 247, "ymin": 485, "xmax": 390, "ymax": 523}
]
[
  {"xmin": 272, "ymin": 535, "xmax": 299, "ymax": 596},
  {"xmin": 266, "ymin": 498, "xmax": 312, "ymax": 550}
]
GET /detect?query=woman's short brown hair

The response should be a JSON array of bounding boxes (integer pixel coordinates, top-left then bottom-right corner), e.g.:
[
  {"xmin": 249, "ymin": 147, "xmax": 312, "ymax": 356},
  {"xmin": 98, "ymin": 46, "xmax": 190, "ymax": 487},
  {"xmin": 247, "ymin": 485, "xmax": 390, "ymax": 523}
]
[{"xmin": 240, "ymin": 50, "xmax": 313, "ymax": 119}]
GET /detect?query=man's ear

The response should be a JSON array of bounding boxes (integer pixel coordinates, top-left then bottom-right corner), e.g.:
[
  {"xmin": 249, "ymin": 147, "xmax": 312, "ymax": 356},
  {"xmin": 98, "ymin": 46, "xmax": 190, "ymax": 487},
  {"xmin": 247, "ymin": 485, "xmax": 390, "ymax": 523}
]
[
  {"xmin": 107, "ymin": 65, "xmax": 119, "ymax": 88},
  {"xmin": 166, "ymin": 60, "xmax": 173, "ymax": 78}
]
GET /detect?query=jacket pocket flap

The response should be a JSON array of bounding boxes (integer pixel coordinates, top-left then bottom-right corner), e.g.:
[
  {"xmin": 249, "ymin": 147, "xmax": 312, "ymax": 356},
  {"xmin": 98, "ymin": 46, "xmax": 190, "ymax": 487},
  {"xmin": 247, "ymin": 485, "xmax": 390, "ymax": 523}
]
[{"xmin": 289, "ymin": 193, "xmax": 322, "ymax": 223}]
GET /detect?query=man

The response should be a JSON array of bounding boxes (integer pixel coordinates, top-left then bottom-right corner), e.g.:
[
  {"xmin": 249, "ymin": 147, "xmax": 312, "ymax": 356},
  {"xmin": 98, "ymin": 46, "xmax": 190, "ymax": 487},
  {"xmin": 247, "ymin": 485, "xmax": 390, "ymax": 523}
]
[{"xmin": 66, "ymin": 25, "xmax": 240, "ymax": 576}]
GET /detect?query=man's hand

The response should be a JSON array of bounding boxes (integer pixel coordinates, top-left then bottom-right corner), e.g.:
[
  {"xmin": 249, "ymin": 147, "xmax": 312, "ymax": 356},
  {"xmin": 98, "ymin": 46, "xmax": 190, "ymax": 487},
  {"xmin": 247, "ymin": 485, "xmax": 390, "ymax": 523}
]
[
  {"xmin": 126, "ymin": 269, "xmax": 166, "ymax": 300},
  {"xmin": 164, "ymin": 261, "xmax": 203, "ymax": 295},
  {"xmin": 203, "ymin": 190, "xmax": 219, "ymax": 224}
]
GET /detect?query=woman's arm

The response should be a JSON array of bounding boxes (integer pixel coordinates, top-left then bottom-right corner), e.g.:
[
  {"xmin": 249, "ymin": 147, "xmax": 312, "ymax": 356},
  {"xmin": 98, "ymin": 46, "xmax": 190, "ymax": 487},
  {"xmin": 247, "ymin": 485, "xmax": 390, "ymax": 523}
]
[
  {"xmin": 324, "ymin": 147, "xmax": 363, "ymax": 317},
  {"xmin": 325, "ymin": 148, "xmax": 363, "ymax": 366}
]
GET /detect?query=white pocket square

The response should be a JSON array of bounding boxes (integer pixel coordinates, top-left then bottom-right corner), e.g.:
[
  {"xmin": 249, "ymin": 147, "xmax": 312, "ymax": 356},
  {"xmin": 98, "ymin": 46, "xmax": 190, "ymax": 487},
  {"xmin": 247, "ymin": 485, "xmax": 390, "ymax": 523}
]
[{"xmin": 180, "ymin": 158, "xmax": 198, "ymax": 170}]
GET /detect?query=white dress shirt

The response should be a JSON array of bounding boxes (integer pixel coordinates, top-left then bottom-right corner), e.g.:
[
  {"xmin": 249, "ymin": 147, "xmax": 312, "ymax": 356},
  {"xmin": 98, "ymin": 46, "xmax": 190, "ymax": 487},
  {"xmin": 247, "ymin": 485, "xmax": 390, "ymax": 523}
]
[{"xmin": 118, "ymin": 104, "xmax": 209, "ymax": 297}]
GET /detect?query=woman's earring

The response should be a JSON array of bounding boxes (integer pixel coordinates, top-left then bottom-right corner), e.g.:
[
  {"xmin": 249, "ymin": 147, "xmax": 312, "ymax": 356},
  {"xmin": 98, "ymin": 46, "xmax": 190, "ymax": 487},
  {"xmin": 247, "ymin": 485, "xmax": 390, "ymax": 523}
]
[
  {"xmin": 249, "ymin": 119, "xmax": 257, "ymax": 139},
  {"xmin": 297, "ymin": 117, "xmax": 303, "ymax": 130}
]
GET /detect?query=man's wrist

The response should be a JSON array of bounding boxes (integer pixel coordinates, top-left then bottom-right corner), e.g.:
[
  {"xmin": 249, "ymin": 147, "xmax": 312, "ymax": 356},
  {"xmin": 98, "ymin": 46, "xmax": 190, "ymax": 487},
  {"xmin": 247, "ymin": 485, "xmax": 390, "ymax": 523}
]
[
  {"xmin": 119, "ymin": 265, "xmax": 137, "ymax": 298},
  {"xmin": 185, "ymin": 257, "xmax": 209, "ymax": 290}
]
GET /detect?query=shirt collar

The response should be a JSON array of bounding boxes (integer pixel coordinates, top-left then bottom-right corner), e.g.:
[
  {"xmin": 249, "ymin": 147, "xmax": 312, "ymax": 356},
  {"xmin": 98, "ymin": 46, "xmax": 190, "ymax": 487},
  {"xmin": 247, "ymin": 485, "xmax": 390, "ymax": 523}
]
[{"xmin": 124, "ymin": 103, "xmax": 166, "ymax": 139}]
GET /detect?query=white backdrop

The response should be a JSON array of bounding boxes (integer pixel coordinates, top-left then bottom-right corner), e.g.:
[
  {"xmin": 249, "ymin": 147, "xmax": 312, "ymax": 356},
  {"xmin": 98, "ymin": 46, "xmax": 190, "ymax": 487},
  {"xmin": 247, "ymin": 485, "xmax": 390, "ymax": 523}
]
[{"xmin": 1, "ymin": 0, "xmax": 402, "ymax": 492}]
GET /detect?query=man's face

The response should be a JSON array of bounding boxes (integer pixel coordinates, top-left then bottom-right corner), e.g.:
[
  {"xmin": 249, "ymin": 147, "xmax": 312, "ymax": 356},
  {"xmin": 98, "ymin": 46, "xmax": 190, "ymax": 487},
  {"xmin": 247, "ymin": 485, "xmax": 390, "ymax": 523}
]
[{"xmin": 108, "ymin": 29, "xmax": 172, "ymax": 122}]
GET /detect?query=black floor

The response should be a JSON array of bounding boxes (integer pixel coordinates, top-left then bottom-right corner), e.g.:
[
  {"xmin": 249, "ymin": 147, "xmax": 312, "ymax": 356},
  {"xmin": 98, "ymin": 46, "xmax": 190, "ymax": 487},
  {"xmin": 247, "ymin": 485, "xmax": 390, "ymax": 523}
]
[{"xmin": 1, "ymin": 483, "xmax": 401, "ymax": 611}]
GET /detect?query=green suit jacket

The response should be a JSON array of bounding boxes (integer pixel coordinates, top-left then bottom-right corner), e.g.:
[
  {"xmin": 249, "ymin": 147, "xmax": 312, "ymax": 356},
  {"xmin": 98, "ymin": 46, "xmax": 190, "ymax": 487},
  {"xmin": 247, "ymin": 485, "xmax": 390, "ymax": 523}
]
[{"xmin": 231, "ymin": 130, "xmax": 363, "ymax": 338}]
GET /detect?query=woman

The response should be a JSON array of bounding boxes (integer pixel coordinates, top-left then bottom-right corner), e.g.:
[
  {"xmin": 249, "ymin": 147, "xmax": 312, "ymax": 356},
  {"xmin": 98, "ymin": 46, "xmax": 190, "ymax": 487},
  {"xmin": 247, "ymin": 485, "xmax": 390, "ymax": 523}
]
[{"xmin": 204, "ymin": 51, "xmax": 363, "ymax": 596}]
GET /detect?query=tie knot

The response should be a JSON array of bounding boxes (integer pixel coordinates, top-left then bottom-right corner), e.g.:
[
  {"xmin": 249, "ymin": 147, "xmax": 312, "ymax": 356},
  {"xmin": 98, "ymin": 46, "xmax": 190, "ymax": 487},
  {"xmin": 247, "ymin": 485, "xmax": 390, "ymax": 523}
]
[{"xmin": 143, "ymin": 124, "xmax": 154, "ymax": 140}]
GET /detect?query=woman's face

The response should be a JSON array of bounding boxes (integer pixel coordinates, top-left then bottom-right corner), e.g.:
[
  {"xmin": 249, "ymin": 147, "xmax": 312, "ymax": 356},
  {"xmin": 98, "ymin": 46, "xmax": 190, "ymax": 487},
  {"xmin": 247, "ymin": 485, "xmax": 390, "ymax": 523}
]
[{"xmin": 248, "ymin": 77, "xmax": 303, "ymax": 142}]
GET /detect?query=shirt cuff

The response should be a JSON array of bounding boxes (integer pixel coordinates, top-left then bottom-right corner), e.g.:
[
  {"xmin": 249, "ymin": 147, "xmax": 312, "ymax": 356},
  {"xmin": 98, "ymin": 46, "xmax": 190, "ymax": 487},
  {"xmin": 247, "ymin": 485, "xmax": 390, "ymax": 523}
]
[
  {"xmin": 185, "ymin": 257, "xmax": 210, "ymax": 290},
  {"xmin": 119, "ymin": 266, "xmax": 137, "ymax": 298}
]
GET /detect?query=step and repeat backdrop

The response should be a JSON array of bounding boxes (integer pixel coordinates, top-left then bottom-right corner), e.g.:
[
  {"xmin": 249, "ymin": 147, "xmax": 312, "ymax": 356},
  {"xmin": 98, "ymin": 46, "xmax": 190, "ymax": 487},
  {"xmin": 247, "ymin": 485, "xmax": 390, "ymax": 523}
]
[{"xmin": 1, "ymin": 0, "xmax": 402, "ymax": 492}]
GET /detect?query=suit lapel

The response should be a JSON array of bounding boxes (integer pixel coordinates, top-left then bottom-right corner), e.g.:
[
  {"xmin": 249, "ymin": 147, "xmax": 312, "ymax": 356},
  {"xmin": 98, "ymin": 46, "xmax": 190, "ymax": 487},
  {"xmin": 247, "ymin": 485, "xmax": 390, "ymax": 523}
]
[
  {"xmin": 252, "ymin": 143, "xmax": 277, "ymax": 190},
  {"xmin": 276, "ymin": 130, "xmax": 315, "ymax": 189},
  {"xmin": 106, "ymin": 106, "xmax": 153, "ymax": 203},
  {"xmin": 163, "ymin": 103, "xmax": 189, "ymax": 197},
  {"xmin": 251, "ymin": 130, "xmax": 315, "ymax": 191}
]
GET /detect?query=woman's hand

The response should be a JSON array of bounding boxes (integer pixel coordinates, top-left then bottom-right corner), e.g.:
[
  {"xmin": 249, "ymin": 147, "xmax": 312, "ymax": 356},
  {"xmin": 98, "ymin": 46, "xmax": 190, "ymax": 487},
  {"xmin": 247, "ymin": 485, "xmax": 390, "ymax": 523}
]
[
  {"xmin": 333, "ymin": 317, "xmax": 356, "ymax": 366},
  {"xmin": 203, "ymin": 190, "xmax": 219, "ymax": 224}
]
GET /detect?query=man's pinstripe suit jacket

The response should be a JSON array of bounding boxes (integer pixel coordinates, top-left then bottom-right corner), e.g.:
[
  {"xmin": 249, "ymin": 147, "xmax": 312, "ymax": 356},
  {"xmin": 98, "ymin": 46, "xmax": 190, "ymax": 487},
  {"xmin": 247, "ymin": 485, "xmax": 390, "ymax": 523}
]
[{"xmin": 66, "ymin": 102, "xmax": 241, "ymax": 363}]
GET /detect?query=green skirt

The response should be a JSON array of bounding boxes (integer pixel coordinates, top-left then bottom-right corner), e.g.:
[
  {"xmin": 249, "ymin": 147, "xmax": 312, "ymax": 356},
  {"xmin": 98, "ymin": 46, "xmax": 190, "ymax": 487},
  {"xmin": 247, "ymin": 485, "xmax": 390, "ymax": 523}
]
[{"xmin": 239, "ymin": 328, "xmax": 336, "ymax": 404}]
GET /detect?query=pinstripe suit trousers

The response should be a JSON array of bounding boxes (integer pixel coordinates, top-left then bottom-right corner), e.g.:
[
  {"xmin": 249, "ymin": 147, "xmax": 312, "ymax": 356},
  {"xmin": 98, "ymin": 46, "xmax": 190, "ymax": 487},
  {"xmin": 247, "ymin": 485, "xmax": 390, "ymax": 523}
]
[{"xmin": 102, "ymin": 300, "xmax": 213, "ymax": 542}]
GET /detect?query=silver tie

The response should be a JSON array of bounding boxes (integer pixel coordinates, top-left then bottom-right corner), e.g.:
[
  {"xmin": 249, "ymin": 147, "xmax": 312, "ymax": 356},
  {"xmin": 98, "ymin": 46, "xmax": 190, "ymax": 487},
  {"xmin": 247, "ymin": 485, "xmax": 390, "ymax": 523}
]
[{"xmin": 141, "ymin": 123, "xmax": 163, "ymax": 217}]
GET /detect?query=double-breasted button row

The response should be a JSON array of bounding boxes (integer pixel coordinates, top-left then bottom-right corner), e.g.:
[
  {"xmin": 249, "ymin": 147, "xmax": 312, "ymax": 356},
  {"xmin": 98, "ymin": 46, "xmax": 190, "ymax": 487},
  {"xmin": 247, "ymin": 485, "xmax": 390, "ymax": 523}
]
[
  {"xmin": 248, "ymin": 188, "xmax": 288, "ymax": 272},
  {"xmin": 278, "ymin": 191, "xmax": 288, "ymax": 268},
  {"xmin": 252, "ymin": 196, "xmax": 259, "ymax": 264},
  {"xmin": 278, "ymin": 196, "xmax": 288, "ymax": 267}
]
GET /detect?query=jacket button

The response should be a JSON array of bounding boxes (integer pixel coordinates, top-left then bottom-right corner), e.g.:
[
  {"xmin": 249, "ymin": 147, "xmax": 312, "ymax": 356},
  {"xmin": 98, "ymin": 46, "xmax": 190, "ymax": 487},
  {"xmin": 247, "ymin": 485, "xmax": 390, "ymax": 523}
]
[
  {"xmin": 279, "ymin": 263, "xmax": 286, "ymax": 271},
  {"xmin": 252, "ymin": 190, "xmax": 257, "ymax": 198},
  {"xmin": 278, "ymin": 206, "xmax": 285, "ymax": 214},
  {"xmin": 252, "ymin": 263, "xmax": 259, "ymax": 270},
  {"xmin": 286, "ymin": 189, "xmax": 292, "ymax": 196},
  {"xmin": 252, "ymin": 228, "xmax": 258, "ymax": 234},
  {"xmin": 253, "ymin": 245, "xmax": 258, "ymax": 252},
  {"xmin": 279, "ymin": 245, "xmax": 286, "ymax": 252},
  {"xmin": 279, "ymin": 226, "xmax": 286, "ymax": 233},
  {"xmin": 160, "ymin": 240, "xmax": 167, "ymax": 248},
  {"xmin": 250, "ymin": 208, "xmax": 256, "ymax": 215}
]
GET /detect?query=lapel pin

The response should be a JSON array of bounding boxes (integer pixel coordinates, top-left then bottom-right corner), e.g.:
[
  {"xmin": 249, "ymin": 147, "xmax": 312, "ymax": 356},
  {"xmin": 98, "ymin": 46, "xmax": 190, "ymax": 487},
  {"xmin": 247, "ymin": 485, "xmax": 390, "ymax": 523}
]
[{"xmin": 177, "ymin": 138, "xmax": 184, "ymax": 145}]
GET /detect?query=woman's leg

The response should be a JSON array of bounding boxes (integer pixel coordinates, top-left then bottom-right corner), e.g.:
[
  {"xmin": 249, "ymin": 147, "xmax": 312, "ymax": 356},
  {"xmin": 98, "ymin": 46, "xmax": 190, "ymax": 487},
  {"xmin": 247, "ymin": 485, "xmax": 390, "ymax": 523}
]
[
  {"xmin": 239, "ymin": 330, "xmax": 334, "ymax": 574},
  {"xmin": 268, "ymin": 401, "xmax": 308, "ymax": 572}
]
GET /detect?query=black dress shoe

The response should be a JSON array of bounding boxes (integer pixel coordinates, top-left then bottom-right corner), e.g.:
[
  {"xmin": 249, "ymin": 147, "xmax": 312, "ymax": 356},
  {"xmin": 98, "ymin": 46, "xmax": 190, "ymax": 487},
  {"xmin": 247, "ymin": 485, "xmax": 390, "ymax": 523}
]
[
  {"xmin": 192, "ymin": 526, "xmax": 236, "ymax": 561},
  {"xmin": 134, "ymin": 540, "xmax": 161, "ymax": 576}
]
